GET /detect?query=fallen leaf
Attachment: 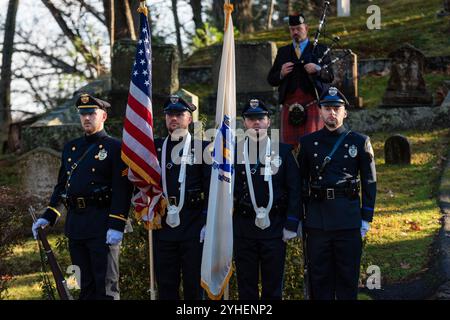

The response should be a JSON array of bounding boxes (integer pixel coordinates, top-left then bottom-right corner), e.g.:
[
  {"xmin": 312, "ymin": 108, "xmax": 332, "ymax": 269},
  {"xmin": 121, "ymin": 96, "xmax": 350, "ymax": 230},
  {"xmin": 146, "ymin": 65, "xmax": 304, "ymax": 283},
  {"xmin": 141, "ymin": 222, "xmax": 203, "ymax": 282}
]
[{"xmin": 400, "ymin": 262, "xmax": 411, "ymax": 270}]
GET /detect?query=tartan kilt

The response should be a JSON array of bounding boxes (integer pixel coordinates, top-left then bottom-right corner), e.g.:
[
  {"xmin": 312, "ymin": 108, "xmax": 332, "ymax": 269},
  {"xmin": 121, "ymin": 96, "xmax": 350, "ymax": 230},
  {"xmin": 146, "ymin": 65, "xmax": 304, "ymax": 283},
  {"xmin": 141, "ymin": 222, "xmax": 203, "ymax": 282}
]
[{"xmin": 281, "ymin": 88, "xmax": 324, "ymax": 146}]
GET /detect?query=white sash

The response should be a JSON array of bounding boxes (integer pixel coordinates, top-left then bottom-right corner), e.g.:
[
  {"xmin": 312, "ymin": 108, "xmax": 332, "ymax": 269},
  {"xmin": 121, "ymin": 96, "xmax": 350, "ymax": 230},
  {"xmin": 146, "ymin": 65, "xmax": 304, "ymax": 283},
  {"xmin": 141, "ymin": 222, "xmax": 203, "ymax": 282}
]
[
  {"xmin": 162, "ymin": 133, "xmax": 191, "ymax": 228},
  {"xmin": 243, "ymin": 136, "xmax": 273, "ymax": 230}
]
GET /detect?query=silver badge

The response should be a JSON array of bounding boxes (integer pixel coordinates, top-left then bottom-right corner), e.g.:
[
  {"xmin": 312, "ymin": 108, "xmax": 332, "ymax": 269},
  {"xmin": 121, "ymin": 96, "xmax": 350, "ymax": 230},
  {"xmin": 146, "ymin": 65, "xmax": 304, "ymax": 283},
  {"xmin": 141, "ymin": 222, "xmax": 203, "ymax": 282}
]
[
  {"xmin": 170, "ymin": 95, "xmax": 179, "ymax": 104},
  {"xmin": 249, "ymin": 99, "xmax": 259, "ymax": 108},
  {"xmin": 271, "ymin": 155, "xmax": 282, "ymax": 168},
  {"xmin": 97, "ymin": 149, "xmax": 108, "ymax": 161},
  {"xmin": 328, "ymin": 87, "xmax": 338, "ymax": 96},
  {"xmin": 348, "ymin": 145, "xmax": 358, "ymax": 158}
]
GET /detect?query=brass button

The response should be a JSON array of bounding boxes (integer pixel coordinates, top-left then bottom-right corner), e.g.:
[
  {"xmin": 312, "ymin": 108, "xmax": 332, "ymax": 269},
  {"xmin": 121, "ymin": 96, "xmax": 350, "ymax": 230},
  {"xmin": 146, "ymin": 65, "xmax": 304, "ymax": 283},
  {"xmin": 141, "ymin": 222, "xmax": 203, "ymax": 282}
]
[
  {"xmin": 92, "ymin": 168, "xmax": 96, "ymax": 172},
  {"xmin": 68, "ymin": 158, "xmax": 72, "ymax": 162},
  {"xmin": 99, "ymin": 145, "xmax": 103, "ymax": 149},
  {"xmin": 67, "ymin": 171, "xmax": 70, "ymax": 175},
  {"xmin": 72, "ymin": 146, "xmax": 76, "ymax": 151}
]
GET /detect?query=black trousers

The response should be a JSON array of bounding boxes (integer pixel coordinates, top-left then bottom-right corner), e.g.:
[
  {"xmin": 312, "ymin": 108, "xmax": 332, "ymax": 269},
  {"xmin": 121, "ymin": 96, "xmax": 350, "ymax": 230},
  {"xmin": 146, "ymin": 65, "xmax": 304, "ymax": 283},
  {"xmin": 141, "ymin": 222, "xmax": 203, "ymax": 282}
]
[
  {"xmin": 305, "ymin": 228, "xmax": 362, "ymax": 300},
  {"xmin": 69, "ymin": 237, "xmax": 113, "ymax": 300},
  {"xmin": 154, "ymin": 238, "xmax": 203, "ymax": 300},
  {"xmin": 234, "ymin": 237, "xmax": 287, "ymax": 300}
]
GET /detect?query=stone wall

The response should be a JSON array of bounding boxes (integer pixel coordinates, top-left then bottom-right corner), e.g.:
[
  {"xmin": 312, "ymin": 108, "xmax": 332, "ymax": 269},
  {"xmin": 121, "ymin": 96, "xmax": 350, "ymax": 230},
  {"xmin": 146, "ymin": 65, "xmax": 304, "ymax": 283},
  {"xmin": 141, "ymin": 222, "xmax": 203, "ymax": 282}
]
[
  {"xmin": 346, "ymin": 105, "xmax": 450, "ymax": 134},
  {"xmin": 358, "ymin": 56, "xmax": 450, "ymax": 76}
]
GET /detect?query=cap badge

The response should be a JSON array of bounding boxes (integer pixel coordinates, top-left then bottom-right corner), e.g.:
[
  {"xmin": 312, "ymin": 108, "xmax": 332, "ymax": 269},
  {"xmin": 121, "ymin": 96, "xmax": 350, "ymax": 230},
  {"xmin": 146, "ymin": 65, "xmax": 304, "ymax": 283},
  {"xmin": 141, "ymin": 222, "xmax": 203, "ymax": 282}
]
[
  {"xmin": 170, "ymin": 96, "xmax": 179, "ymax": 104},
  {"xmin": 328, "ymin": 87, "xmax": 338, "ymax": 96},
  {"xmin": 80, "ymin": 94, "xmax": 89, "ymax": 104},
  {"xmin": 249, "ymin": 99, "xmax": 259, "ymax": 109}
]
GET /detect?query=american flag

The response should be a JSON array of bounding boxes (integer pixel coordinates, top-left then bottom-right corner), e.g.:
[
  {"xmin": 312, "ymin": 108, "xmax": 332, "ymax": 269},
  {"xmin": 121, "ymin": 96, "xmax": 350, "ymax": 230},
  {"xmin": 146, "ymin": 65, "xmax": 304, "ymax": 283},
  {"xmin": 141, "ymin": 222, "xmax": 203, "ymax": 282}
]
[{"xmin": 121, "ymin": 8, "xmax": 165, "ymax": 229}]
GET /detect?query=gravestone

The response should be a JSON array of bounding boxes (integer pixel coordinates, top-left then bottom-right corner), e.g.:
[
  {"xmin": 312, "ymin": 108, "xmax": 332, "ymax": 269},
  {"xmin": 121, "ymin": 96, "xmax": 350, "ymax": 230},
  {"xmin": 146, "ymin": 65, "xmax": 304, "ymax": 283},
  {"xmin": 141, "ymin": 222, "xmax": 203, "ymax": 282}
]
[
  {"xmin": 17, "ymin": 147, "xmax": 62, "ymax": 200},
  {"xmin": 382, "ymin": 44, "xmax": 433, "ymax": 107},
  {"xmin": 384, "ymin": 134, "xmax": 411, "ymax": 165},
  {"xmin": 330, "ymin": 49, "xmax": 363, "ymax": 108},
  {"xmin": 111, "ymin": 40, "xmax": 180, "ymax": 118},
  {"xmin": 212, "ymin": 42, "xmax": 277, "ymax": 95}
]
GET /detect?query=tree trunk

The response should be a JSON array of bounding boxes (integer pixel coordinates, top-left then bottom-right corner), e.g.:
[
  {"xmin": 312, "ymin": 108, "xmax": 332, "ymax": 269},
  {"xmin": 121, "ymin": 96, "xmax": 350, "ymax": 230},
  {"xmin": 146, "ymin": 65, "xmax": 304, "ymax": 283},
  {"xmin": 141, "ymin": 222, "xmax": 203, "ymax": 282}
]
[
  {"xmin": 189, "ymin": 0, "xmax": 203, "ymax": 31},
  {"xmin": 0, "ymin": 0, "xmax": 19, "ymax": 154},
  {"xmin": 236, "ymin": 0, "xmax": 254, "ymax": 34},
  {"xmin": 266, "ymin": 0, "xmax": 275, "ymax": 29},
  {"xmin": 211, "ymin": 0, "xmax": 225, "ymax": 30},
  {"xmin": 112, "ymin": 0, "xmax": 139, "ymax": 42},
  {"xmin": 171, "ymin": 0, "xmax": 183, "ymax": 61}
]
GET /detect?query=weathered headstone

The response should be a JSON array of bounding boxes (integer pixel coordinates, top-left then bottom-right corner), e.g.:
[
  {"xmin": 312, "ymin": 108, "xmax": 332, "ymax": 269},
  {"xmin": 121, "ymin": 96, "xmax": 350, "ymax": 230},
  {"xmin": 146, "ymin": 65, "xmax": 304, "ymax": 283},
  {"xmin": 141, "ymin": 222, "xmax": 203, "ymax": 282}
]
[
  {"xmin": 330, "ymin": 49, "xmax": 363, "ymax": 108},
  {"xmin": 384, "ymin": 134, "xmax": 411, "ymax": 165},
  {"xmin": 111, "ymin": 40, "xmax": 180, "ymax": 118},
  {"xmin": 212, "ymin": 41, "xmax": 277, "ymax": 95},
  {"xmin": 382, "ymin": 44, "xmax": 433, "ymax": 107},
  {"xmin": 17, "ymin": 147, "xmax": 62, "ymax": 200}
]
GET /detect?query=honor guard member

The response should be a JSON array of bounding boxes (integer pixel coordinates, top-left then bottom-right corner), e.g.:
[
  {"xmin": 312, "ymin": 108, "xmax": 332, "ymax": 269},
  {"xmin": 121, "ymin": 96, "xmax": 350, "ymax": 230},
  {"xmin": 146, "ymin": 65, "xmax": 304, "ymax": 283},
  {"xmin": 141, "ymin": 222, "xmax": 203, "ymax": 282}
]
[
  {"xmin": 233, "ymin": 99, "xmax": 301, "ymax": 300},
  {"xmin": 32, "ymin": 93, "xmax": 133, "ymax": 300},
  {"xmin": 154, "ymin": 95, "xmax": 211, "ymax": 300},
  {"xmin": 267, "ymin": 13, "xmax": 334, "ymax": 146},
  {"xmin": 297, "ymin": 87, "xmax": 377, "ymax": 300}
]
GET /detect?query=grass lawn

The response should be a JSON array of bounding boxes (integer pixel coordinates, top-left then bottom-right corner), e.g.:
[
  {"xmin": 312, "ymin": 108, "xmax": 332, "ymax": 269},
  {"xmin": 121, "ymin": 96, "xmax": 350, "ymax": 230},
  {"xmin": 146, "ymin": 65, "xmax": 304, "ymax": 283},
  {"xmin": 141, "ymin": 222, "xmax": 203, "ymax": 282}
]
[
  {"xmin": 185, "ymin": 0, "xmax": 450, "ymax": 66},
  {"xmin": 2, "ymin": 234, "xmax": 71, "ymax": 300},
  {"xmin": 361, "ymin": 129, "xmax": 450, "ymax": 284}
]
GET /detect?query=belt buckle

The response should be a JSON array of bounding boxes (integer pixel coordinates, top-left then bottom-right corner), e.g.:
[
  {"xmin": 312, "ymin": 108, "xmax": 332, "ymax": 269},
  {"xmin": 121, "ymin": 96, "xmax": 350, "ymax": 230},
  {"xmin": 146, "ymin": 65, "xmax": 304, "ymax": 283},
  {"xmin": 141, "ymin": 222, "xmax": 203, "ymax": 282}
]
[
  {"xmin": 77, "ymin": 197, "xmax": 86, "ymax": 209},
  {"xmin": 326, "ymin": 188, "xmax": 335, "ymax": 200}
]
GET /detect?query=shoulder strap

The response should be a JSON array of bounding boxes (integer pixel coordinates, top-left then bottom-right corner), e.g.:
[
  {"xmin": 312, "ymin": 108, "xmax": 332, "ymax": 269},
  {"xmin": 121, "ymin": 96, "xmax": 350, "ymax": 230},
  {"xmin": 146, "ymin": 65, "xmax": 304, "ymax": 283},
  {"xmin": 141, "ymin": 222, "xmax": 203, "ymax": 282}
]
[
  {"xmin": 318, "ymin": 130, "xmax": 351, "ymax": 175},
  {"xmin": 64, "ymin": 136, "xmax": 108, "ymax": 193}
]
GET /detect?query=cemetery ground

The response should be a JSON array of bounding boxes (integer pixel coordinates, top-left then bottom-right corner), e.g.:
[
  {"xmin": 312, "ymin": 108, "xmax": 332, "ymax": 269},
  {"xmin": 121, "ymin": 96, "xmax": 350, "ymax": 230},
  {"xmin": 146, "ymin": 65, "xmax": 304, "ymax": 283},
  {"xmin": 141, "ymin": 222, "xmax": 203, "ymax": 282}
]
[
  {"xmin": 1, "ymin": 128, "xmax": 449, "ymax": 300},
  {"xmin": 185, "ymin": 0, "xmax": 450, "ymax": 67}
]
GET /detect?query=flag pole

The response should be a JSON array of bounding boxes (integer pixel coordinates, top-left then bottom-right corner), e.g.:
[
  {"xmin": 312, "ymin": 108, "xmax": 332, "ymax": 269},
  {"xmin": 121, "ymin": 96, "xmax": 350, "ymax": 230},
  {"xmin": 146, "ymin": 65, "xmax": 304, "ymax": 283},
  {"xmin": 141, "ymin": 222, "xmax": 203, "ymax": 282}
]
[
  {"xmin": 148, "ymin": 226, "xmax": 156, "ymax": 300},
  {"xmin": 136, "ymin": 0, "xmax": 156, "ymax": 301}
]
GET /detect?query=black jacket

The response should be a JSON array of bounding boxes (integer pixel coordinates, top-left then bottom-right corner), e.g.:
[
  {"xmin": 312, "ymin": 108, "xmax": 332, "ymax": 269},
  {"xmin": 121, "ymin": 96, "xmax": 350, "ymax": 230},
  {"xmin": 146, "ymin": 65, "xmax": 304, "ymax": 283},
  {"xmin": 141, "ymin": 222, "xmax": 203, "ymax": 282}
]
[
  {"xmin": 43, "ymin": 130, "xmax": 133, "ymax": 239},
  {"xmin": 233, "ymin": 139, "xmax": 301, "ymax": 239},
  {"xmin": 153, "ymin": 136, "xmax": 211, "ymax": 241},
  {"xmin": 267, "ymin": 41, "xmax": 334, "ymax": 104},
  {"xmin": 298, "ymin": 126, "xmax": 377, "ymax": 231}
]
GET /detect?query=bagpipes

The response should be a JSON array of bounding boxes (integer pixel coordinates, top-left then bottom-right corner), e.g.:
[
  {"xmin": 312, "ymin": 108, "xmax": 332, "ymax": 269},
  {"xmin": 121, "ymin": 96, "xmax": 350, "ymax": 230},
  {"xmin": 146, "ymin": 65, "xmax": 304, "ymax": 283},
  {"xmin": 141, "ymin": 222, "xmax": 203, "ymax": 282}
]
[{"xmin": 312, "ymin": 1, "xmax": 354, "ymax": 70}]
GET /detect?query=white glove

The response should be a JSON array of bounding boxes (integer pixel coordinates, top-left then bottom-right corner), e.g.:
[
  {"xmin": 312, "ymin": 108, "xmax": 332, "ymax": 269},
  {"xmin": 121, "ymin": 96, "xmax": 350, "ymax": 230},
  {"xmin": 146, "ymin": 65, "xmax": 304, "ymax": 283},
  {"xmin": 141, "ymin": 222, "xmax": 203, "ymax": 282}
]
[
  {"xmin": 282, "ymin": 228, "xmax": 297, "ymax": 242},
  {"xmin": 296, "ymin": 221, "xmax": 303, "ymax": 239},
  {"xmin": 106, "ymin": 229, "xmax": 123, "ymax": 245},
  {"xmin": 200, "ymin": 225, "xmax": 206, "ymax": 243},
  {"xmin": 32, "ymin": 218, "xmax": 49, "ymax": 240},
  {"xmin": 361, "ymin": 220, "xmax": 370, "ymax": 238}
]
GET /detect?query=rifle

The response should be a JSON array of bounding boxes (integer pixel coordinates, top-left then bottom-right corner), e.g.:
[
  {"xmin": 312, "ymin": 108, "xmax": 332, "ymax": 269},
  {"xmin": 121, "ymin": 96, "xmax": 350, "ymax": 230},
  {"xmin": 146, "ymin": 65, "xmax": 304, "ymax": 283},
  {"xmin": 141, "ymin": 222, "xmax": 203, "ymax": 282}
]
[{"xmin": 29, "ymin": 206, "xmax": 73, "ymax": 300}]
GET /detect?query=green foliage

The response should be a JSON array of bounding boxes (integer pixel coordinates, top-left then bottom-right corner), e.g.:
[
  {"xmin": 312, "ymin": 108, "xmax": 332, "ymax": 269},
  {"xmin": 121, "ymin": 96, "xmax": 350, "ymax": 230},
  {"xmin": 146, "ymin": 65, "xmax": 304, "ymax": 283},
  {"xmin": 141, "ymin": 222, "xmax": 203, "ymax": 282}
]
[{"xmin": 192, "ymin": 23, "xmax": 224, "ymax": 51}]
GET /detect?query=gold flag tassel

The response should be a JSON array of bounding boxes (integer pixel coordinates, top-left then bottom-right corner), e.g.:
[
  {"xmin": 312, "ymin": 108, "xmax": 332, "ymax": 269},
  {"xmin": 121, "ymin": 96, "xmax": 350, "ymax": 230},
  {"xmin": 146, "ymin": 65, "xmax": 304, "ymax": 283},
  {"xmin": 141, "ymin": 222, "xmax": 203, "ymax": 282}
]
[
  {"xmin": 137, "ymin": 0, "xmax": 148, "ymax": 16},
  {"xmin": 224, "ymin": 1, "xmax": 234, "ymax": 31}
]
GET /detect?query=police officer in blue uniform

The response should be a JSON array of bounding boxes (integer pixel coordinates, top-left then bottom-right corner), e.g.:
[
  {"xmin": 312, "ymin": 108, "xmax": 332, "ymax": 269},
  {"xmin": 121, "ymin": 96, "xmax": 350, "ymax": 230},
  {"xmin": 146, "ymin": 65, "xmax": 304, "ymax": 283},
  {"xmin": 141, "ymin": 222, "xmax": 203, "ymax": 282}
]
[
  {"xmin": 233, "ymin": 99, "xmax": 301, "ymax": 300},
  {"xmin": 297, "ymin": 87, "xmax": 377, "ymax": 300},
  {"xmin": 32, "ymin": 93, "xmax": 133, "ymax": 300},
  {"xmin": 154, "ymin": 95, "xmax": 211, "ymax": 300}
]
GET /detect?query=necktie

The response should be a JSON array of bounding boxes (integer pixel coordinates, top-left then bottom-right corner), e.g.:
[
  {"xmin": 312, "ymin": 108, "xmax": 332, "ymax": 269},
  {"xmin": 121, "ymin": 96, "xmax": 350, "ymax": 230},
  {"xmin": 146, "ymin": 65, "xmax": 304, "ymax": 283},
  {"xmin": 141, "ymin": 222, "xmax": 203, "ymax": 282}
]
[{"xmin": 295, "ymin": 44, "xmax": 301, "ymax": 59}]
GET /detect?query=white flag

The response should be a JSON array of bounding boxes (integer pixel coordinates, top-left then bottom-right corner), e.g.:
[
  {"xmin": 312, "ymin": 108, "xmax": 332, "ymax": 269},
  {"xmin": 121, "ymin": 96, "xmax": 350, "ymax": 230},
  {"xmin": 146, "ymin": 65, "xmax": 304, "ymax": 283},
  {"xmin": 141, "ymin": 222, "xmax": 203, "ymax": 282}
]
[{"xmin": 200, "ymin": 2, "xmax": 236, "ymax": 300}]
